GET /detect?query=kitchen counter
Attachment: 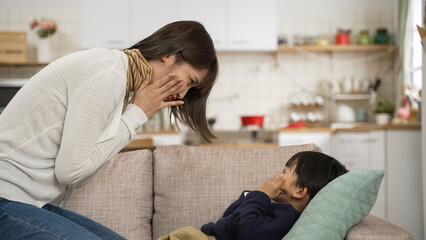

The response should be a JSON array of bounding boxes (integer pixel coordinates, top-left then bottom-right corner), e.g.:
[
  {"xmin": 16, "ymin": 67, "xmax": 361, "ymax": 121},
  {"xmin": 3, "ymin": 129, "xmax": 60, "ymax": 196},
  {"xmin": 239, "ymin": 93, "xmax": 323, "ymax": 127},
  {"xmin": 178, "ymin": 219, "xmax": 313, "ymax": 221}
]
[
  {"xmin": 123, "ymin": 123, "xmax": 421, "ymax": 151},
  {"xmin": 122, "ymin": 130, "xmax": 183, "ymax": 151},
  {"xmin": 279, "ymin": 123, "xmax": 421, "ymax": 133}
]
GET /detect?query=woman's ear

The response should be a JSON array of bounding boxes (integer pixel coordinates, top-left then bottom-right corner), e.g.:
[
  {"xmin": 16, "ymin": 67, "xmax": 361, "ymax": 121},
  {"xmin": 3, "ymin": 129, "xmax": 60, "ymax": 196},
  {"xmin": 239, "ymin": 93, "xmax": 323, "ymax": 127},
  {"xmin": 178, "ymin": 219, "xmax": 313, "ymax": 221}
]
[
  {"xmin": 292, "ymin": 187, "xmax": 309, "ymax": 199},
  {"xmin": 161, "ymin": 53, "xmax": 177, "ymax": 66}
]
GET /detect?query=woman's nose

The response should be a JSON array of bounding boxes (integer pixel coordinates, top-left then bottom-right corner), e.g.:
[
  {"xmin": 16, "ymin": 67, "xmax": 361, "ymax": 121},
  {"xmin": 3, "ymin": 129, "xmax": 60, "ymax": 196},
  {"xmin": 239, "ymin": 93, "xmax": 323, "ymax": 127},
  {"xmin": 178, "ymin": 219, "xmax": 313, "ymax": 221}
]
[
  {"xmin": 177, "ymin": 79, "xmax": 191, "ymax": 99},
  {"xmin": 177, "ymin": 86, "xmax": 189, "ymax": 99}
]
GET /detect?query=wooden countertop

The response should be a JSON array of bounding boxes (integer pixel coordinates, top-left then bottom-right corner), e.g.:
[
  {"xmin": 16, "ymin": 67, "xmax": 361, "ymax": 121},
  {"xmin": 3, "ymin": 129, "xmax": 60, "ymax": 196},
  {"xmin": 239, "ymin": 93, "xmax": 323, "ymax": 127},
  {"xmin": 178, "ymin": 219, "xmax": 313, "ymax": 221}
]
[
  {"xmin": 136, "ymin": 130, "xmax": 181, "ymax": 135},
  {"xmin": 278, "ymin": 127, "xmax": 333, "ymax": 133},
  {"xmin": 279, "ymin": 123, "xmax": 421, "ymax": 133}
]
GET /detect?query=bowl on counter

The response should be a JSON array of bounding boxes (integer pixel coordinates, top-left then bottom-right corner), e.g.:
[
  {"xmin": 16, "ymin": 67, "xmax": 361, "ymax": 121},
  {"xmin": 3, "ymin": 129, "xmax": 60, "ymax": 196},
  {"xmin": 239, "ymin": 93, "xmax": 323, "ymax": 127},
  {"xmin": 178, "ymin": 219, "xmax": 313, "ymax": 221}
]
[{"xmin": 240, "ymin": 115, "xmax": 264, "ymax": 128}]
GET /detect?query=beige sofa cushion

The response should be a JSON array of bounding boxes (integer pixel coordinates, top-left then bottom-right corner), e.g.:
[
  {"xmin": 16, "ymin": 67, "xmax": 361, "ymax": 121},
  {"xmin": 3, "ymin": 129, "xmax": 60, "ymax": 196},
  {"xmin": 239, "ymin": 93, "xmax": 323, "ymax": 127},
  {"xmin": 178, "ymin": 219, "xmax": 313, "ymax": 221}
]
[
  {"xmin": 152, "ymin": 144, "xmax": 321, "ymax": 239},
  {"xmin": 67, "ymin": 149, "xmax": 153, "ymax": 240},
  {"xmin": 346, "ymin": 215, "xmax": 413, "ymax": 240}
]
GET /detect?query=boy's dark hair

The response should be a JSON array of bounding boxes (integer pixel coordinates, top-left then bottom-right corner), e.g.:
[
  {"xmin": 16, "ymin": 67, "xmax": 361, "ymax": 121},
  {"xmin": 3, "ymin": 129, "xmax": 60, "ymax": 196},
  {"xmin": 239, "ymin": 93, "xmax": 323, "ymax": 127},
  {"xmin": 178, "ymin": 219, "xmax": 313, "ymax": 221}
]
[{"xmin": 285, "ymin": 151, "xmax": 348, "ymax": 200}]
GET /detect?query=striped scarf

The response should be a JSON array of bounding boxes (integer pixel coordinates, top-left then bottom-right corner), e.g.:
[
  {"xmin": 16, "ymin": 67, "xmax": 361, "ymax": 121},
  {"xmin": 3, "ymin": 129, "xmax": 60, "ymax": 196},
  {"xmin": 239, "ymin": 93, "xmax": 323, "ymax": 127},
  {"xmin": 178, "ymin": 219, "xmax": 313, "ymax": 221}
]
[{"xmin": 123, "ymin": 49, "xmax": 152, "ymax": 111}]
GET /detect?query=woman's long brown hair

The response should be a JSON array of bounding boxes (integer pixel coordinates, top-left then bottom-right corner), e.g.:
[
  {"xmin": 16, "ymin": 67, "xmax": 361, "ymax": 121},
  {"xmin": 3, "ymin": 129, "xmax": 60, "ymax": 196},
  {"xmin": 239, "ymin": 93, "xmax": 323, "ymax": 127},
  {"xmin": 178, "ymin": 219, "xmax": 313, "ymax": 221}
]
[{"xmin": 128, "ymin": 21, "xmax": 218, "ymax": 142}]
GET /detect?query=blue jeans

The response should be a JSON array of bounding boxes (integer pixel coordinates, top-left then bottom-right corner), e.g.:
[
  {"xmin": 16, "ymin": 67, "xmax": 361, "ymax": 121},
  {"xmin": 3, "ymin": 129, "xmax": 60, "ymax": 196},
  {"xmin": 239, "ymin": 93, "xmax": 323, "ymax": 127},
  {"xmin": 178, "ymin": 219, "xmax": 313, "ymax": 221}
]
[{"xmin": 0, "ymin": 197, "xmax": 126, "ymax": 240}]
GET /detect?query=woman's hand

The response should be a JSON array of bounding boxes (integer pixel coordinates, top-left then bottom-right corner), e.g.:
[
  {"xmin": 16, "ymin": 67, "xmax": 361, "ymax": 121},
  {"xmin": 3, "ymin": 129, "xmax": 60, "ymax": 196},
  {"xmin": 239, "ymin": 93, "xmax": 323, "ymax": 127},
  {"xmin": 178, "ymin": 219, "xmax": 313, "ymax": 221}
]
[
  {"xmin": 130, "ymin": 74, "xmax": 185, "ymax": 118},
  {"xmin": 258, "ymin": 174, "xmax": 285, "ymax": 200}
]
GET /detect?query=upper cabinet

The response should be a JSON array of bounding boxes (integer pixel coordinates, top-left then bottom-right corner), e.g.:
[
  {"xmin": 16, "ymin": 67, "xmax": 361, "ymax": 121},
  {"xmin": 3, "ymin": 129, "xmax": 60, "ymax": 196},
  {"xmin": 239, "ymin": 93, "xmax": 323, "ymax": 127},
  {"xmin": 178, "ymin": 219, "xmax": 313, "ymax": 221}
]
[
  {"xmin": 129, "ymin": 0, "xmax": 181, "ymax": 46},
  {"xmin": 80, "ymin": 0, "xmax": 277, "ymax": 51},
  {"xmin": 80, "ymin": 0, "xmax": 129, "ymax": 49},
  {"xmin": 178, "ymin": 0, "xmax": 228, "ymax": 50},
  {"xmin": 227, "ymin": 0, "xmax": 277, "ymax": 50}
]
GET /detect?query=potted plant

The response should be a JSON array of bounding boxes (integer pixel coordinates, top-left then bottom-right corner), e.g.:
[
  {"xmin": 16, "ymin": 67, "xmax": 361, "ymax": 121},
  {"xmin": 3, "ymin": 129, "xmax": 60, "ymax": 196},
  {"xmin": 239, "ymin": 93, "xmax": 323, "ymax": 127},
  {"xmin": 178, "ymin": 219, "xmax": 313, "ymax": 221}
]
[{"xmin": 372, "ymin": 98, "xmax": 395, "ymax": 125}]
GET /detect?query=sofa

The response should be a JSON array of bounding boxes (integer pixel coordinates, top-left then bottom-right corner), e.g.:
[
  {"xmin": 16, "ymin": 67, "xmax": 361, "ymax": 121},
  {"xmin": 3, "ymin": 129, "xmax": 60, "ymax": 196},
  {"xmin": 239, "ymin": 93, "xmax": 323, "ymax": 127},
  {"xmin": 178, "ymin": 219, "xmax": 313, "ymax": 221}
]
[{"xmin": 66, "ymin": 144, "xmax": 413, "ymax": 240}]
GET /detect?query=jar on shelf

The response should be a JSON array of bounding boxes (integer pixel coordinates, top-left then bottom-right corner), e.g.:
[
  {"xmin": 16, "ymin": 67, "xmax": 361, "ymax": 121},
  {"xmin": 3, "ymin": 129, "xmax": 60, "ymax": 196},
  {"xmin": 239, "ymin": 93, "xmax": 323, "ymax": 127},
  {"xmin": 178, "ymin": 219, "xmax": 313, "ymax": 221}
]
[
  {"xmin": 374, "ymin": 28, "xmax": 390, "ymax": 44},
  {"xmin": 357, "ymin": 30, "xmax": 371, "ymax": 45},
  {"xmin": 335, "ymin": 28, "xmax": 351, "ymax": 45}
]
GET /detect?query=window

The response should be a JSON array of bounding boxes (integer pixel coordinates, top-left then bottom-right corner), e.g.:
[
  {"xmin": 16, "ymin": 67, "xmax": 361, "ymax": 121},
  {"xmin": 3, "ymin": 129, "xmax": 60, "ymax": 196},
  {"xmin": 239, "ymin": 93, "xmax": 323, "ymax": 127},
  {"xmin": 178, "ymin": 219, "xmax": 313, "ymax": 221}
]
[{"xmin": 411, "ymin": 0, "xmax": 422, "ymax": 97}]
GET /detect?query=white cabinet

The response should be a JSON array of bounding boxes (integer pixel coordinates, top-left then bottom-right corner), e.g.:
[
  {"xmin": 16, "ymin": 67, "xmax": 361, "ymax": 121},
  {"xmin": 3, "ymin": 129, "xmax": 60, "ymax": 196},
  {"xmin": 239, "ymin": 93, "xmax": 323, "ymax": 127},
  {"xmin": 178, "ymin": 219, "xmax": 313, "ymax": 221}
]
[
  {"xmin": 331, "ymin": 131, "xmax": 383, "ymax": 170},
  {"xmin": 81, "ymin": 0, "xmax": 277, "ymax": 51},
  {"xmin": 386, "ymin": 130, "xmax": 423, "ymax": 240},
  {"xmin": 80, "ymin": 0, "xmax": 129, "ymax": 49},
  {"xmin": 278, "ymin": 131, "xmax": 331, "ymax": 155},
  {"xmin": 176, "ymin": 0, "xmax": 277, "ymax": 51},
  {"xmin": 331, "ymin": 130, "xmax": 386, "ymax": 219},
  {"xmin": 227, "ymin": 0, "xmax": 277, "ymax": 50},
  {"xmin": 367, "ymin": 130, "xmax": 386, "ymax": 219},
  {"xmin": 129, "ymin": 0, "xmax": 181, "ymax": 46},
  {"xmin": 331, "ymin": 128, "xmax": 423, "ymax": 239},
  {"xmin": 179, "ymin": 0, "xmax": 227, "ymax": 50}
]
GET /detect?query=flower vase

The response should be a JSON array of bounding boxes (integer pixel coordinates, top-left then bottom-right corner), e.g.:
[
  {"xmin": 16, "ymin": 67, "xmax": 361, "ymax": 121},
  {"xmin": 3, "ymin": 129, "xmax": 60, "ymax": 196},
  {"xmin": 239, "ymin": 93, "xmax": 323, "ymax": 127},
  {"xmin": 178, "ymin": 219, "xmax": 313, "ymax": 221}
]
[{"xmin": 37, "ymin": 38, "xmax": 51, "ymax": 63}]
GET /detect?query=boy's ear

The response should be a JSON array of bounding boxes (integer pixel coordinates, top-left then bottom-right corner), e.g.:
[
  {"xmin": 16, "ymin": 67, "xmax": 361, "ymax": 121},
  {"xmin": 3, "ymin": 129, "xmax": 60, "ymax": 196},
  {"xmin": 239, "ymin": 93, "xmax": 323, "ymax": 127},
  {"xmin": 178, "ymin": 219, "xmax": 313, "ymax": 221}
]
[{"xmin": 292, "ymin": 187, "xmax": 309, "ymax": 199}]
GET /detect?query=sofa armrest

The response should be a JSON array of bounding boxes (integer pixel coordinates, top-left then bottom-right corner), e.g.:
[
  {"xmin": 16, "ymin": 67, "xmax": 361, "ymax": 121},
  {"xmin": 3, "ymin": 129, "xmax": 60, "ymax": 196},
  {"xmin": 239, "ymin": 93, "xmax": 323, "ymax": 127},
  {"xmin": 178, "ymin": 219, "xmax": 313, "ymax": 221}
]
[{"xmin": 346, "ymin": 215, "xmax": 413, "ymax": 240}]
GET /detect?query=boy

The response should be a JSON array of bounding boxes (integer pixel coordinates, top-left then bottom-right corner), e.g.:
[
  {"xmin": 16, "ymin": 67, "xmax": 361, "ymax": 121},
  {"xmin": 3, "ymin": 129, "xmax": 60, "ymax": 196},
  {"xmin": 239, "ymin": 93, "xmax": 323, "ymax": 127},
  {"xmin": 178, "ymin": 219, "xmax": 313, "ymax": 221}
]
[{"xmin": 159, "ymin": 151, "xmax": 348, "ymax": 240}]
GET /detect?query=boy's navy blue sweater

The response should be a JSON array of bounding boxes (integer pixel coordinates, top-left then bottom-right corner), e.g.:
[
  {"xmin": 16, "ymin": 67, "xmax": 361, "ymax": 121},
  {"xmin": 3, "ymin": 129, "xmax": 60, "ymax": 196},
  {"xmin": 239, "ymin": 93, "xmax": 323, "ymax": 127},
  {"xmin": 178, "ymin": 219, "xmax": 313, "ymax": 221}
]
[{"xmin": 201, "ymin": 190, "xmax": 301, "ymax": 240}]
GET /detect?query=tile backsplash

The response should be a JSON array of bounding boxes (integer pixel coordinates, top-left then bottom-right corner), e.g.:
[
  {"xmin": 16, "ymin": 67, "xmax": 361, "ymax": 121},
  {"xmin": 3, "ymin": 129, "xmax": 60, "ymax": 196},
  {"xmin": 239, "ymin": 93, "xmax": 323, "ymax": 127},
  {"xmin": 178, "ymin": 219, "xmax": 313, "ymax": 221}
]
[{"xmin": 0, "ymin": 0, "xmax": 397, "ymax": 130}]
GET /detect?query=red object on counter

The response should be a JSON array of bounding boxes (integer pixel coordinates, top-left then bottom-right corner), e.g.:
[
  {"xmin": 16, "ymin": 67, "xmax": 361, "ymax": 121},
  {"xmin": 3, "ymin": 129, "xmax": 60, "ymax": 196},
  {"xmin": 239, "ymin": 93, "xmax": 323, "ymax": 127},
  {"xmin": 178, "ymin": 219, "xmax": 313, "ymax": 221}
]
[
  {"xmin": 396, "ymin": 96, "xmax": 410, "ymax": 119},
  {"xmin": 241, "ymin": 116, "xmax": 264, "ymax": 127},
  {"xmin": 335, "ymin": 33, "xmax": 350, "ymax": 45},
  {"xmin": 285, "ymin": 121, "xmax": 307, "ymax": 129}
]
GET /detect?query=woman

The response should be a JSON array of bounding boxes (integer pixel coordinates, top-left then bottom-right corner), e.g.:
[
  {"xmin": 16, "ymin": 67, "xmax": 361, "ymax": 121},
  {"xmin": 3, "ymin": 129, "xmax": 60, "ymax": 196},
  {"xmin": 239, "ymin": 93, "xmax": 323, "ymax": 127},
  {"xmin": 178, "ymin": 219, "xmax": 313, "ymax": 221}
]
[{"xmin": 0, "ymin": 21, "xmax": 218, "ymax": 239}]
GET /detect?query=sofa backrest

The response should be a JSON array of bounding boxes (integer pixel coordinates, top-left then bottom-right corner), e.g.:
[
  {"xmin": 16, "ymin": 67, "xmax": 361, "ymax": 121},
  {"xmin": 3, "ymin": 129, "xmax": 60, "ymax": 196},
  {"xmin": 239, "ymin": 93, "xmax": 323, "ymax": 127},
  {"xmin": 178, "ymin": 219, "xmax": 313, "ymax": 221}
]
[
  {"xmin": 67, "ymin": 149, "xmax": 154, "ymax": 240},
  {"xmin": 152, "ymin": 144, "xmax": 321, "ymax": 239}
]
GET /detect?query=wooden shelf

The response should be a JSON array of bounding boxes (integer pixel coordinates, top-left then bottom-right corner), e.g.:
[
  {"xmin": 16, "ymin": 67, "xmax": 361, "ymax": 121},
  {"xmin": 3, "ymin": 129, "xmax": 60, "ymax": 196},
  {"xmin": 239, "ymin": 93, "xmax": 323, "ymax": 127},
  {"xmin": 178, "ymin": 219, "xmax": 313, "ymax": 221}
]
[
  {"xmin": 0, "ymin": 61, "xmax": 49, "ymax": 67},
  {"xmin": 332, "ymin": 94, "xmax": 372, "ymax": 100},
  {"xmin": 277, "ymin": 44, "xmax": 396, "ymax": 53},
  {"xmin": 290, "ymin": 105, "xmax": 323, "ymax": 110}
]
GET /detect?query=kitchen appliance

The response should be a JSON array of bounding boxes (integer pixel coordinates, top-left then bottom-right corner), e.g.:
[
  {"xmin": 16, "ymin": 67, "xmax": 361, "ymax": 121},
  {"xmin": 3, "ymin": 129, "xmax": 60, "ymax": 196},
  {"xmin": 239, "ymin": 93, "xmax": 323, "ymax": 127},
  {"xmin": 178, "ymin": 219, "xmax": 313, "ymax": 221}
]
[{"xmin": 0, "ymin": 79, "xmax": 27, "ymax": 114}]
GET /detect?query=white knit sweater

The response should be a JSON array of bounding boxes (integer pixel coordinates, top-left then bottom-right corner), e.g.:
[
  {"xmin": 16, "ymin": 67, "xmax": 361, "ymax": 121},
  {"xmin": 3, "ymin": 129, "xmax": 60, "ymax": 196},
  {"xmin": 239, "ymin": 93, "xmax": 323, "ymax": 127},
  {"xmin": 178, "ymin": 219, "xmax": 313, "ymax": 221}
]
[{"xmin": 0, "ymin": 48, "xmax": 148, "ymax": 208}]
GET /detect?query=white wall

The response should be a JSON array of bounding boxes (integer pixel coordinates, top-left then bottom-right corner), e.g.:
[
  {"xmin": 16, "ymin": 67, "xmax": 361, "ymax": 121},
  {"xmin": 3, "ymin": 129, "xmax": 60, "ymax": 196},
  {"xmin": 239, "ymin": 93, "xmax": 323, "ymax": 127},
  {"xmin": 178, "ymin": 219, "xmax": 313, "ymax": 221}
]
[{"xmin": 0, "ymin": 0, "xmax": 397, "ymax": 130}]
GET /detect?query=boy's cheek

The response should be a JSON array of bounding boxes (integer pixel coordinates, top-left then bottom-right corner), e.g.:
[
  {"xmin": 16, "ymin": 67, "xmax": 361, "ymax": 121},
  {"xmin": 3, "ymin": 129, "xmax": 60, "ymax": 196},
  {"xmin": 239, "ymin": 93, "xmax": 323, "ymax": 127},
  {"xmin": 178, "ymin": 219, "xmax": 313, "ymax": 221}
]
[{"xmin": 273, "ymin": 194, "xmax": 287, "ymax": 203}]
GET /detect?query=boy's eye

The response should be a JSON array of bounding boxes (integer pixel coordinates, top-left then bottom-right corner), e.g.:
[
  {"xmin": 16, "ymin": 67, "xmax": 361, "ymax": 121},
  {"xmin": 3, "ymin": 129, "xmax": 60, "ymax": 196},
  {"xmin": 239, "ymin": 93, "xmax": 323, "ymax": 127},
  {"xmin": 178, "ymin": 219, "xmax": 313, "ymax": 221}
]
[{"xmin": 282, "ymin": 169, "xmax": 286, "ymax": 174}]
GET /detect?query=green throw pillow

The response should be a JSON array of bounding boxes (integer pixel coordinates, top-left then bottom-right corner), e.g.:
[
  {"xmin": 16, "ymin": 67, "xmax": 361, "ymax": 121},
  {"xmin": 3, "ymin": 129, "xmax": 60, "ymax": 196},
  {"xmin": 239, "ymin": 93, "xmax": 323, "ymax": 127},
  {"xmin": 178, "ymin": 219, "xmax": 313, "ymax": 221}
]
[{"xmin": 283, "ymin": 169, "xmax": 385, "ymax": 240}]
